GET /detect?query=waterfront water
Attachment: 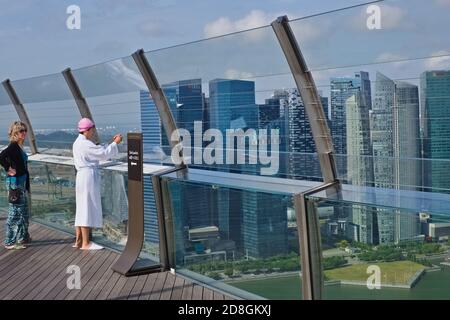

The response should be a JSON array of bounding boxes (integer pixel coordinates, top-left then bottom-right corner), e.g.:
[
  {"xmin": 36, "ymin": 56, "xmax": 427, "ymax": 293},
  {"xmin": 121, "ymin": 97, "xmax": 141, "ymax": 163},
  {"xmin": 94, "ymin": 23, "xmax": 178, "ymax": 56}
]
[{"xmin": 230, "ymin": 266, "xmax": 450, "ymax": 300}]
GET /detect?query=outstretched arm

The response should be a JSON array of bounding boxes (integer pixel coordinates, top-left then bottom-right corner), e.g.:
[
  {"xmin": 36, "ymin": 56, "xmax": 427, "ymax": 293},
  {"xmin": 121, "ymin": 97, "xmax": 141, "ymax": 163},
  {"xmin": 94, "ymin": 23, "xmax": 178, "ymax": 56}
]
[{"xmin": 85, "ymin": 142, "xmax": 119, "ymax": 161}]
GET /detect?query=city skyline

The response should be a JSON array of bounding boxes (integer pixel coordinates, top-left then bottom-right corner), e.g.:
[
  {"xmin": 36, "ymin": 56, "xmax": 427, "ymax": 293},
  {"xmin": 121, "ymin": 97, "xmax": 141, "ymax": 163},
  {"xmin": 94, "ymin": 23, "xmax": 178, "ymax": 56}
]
[{"xmin": 133, "ymin": 67, "xmax": 450, "ymax": 249}]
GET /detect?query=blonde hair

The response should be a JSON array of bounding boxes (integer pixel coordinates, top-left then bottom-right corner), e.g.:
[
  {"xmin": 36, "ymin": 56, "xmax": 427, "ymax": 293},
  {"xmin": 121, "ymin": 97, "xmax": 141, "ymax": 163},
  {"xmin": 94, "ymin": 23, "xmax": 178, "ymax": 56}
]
[{"xmin": 8, "ymin": 121, "xmax": 28, "ymax": 143}]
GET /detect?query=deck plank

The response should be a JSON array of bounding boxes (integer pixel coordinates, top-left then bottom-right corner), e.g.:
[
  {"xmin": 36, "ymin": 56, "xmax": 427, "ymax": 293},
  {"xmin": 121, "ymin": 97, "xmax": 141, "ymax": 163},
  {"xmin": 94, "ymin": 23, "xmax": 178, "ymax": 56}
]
[
  {"xmin": 83, "ymin": 257, "xmax": 119, "ymax": 300},
  {"xmin": 0, "ymin": 218, "xmax": 234, "ymax": 300},
  {"xmin": 202, "ymin": 287, "xmax": 214, "ymax": 300},
  {"xmin": 138, "ymin": 272, "xmax": 158, "ymax": 300},
  {"xmin": 149, "ymin": 272, "xmax": 168, "ymax": 300},
  {"xmin": 213, "ymin": 291, "xmax": 225, "ymax": 300},
  {"xmin": 111, "ymin": 274, "xmax": 138, "ymax": 300},
  {"xmin": 181, "ymin": 282, "xmax": 194, "ymax": 300},
  {"xmin": 22, "ymin": 247, "xmax": 83, "ymax": 300},
  {"xmin": 76, "ymin": 252, "xmax": 118, "ymax": 300},
  {"xmin": 170, "ymin": 276, "xmax": 185, "ymax": 300},
  {"xmin": 15, "ymin": 243, "xmax": 82, "ymax": 300},
  {"xmin": 160, "ymin": 272, "xmax": 176, "ymax": 300},
  {"xmin": 127, "ymin": 274, "xmax": 149, "ymax": 300},
  {"xmin": 65, "ymin": 250, "xmax": 113, "ymax": 300},
  {"xmin": 192, "ymin": 284, "xmax": 204, "ymax": 300}
]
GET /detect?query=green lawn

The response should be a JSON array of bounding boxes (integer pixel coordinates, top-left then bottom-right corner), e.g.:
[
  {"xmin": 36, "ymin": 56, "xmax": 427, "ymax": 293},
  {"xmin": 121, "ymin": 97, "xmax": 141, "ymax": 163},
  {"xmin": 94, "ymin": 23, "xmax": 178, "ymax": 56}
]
[{"xmin": 325, "ymin": 261, "xmax": 425, "ymax": 285}]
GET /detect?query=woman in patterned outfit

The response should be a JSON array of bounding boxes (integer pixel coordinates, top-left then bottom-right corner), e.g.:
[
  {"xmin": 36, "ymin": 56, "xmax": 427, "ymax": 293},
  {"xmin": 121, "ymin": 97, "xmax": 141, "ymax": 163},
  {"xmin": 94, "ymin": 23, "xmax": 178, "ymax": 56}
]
[{"xmin": 0, "ymin": 121, "xmax": 31, "ymax": 250}]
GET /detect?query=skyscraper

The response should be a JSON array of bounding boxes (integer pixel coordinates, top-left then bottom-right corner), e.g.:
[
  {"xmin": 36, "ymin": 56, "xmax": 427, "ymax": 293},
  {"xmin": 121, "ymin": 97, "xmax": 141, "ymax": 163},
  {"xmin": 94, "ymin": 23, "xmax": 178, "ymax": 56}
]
[
  {"xmin": 421, "ymin": 71, "xmax": 450, "ymax": 193},
  {"xmin": 371, "ymin": 72, "xmax": 395, "ymax": 189},
  {"xmin": 372, "ymin": 73, "xmax": 421, "ymax": 190},
  {"xmin": 140, "ymin": 80, "xmax": 210, "ymax": 249},
  {"xmin": 139, "ymin": 90, "xmax": 162, "ymax": 248},
  {"xmin": 208, "ymin": 79, "xmax": 288, "ymax": 257},
  {"xmin": 371, "ymin": 72, "xmax": 421, "ymax": 243},
  {"xmin": 331, "ymin": 72, "xmax": 375, "ymax": 244},
  {"xmin": 140, "ymin": 90, "xmax": 164, "ymax": 162},
  {"xmin": 267, "ymin": 88, "xmax": 327, "ymax": 181},
  {"xmin": 259, "ymin": 97, "xmax": 287, "ymax": 178},
  {"xmin": 371, "ymin": 73, "xmax": 395, "ymax": 244},
  {"xmin": 208, "ymin": 79, "xmax": 257, "ymax": 250},
  {"xmin": 331, "ymin": 71, "xmax": 372, "ymax": 182},
  {"xmin": 163, "ymin": 79, "xmax": 212, "ymax": 229},
  {"xmin": 161, "ymin": 79, "xmax": 204, "ymax": 155},
  {"xmin": 209, "ymin": 79, "xmax": 256, "ymax": 135}
]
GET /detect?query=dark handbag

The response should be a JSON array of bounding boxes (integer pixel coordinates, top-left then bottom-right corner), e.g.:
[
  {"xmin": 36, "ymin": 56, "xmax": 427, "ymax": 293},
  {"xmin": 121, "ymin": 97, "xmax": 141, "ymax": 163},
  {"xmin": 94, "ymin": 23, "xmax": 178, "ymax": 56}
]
[{"xmin": 8, "ymin": 188, "xmax": 21, "ymax": 204}]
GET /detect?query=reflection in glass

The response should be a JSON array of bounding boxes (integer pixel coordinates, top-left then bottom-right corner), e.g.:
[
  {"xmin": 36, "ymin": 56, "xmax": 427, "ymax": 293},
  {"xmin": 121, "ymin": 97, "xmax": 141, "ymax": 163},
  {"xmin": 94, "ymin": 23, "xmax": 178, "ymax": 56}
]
[
  {"xmin": 308, "ymin": 198, "xmax": 450, "ymax": 300},
  {"xmin": 162, "ymin": 177, "xmax": 302, "ymax": 299}
]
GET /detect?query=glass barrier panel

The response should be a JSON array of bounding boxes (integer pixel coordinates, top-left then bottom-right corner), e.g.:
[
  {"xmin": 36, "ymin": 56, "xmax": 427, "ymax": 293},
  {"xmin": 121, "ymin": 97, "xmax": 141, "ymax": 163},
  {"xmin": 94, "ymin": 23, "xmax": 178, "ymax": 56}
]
[
  {"xmin": 71, "ymin": 56, "xmax": 144, "ymax": 98},
  {"xmin": 307, "ymin": 197, "xmax": 450, "ymax": 299},
  {"xmin": 302, "ymin": 15, "xmax": 450, "ymax": 193},
  {"xmin": 161, "ymin": 176, "xmax": 303, "ymax": 299},
  {"xmin": 10, "ymin": 73, "xmax": 73, "ymax": 105},
  {"xmin": 27, "ymin": 160, "xmax": 136, "ymax": 254},
  {"xmin": 22, "ymin": 100, "xmax": 79, "ymax": 155},
  {"xmin": 0, "ymin": 87, "xmax": 10, "ymax": 107},
  {"xmin": 72, "ymin": 57, "xmax": 144, "ymax": 159},
  {"xmin": 28, "ymin": 161, "xmax": 76, "ymax": 232},
  {"xmin": 291, "ymin": 0, "xmax": 450, "ymax": 72},
  {"xmin": 6, "ymin": 73, "xmax": 80, "ymax": 155},
  {"xmin": 144, "ymin": 26, "xmax": 315, "ymax": 177}
]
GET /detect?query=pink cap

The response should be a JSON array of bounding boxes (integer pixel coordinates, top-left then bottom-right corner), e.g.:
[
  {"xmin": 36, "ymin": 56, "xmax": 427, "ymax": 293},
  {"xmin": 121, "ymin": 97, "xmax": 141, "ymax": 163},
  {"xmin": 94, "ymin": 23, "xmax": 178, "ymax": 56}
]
[{"xmin": 78, "ymin": 118, "xmax": 95, "ymax": 132}]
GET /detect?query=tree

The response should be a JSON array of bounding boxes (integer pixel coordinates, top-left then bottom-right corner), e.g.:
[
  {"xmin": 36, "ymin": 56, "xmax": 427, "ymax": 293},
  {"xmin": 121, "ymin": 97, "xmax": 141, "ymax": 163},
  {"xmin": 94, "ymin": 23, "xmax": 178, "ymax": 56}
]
[
  {"xmin": 337, "ymin": 240, "xmax": 349, "ymax": 250},
  {"xmin": 224, "ymin": 267, "xmax": 234, "ymax": 278},
  {"xmin": 208, "ymin": 271, "xmax": 222, "ymax": 280}
]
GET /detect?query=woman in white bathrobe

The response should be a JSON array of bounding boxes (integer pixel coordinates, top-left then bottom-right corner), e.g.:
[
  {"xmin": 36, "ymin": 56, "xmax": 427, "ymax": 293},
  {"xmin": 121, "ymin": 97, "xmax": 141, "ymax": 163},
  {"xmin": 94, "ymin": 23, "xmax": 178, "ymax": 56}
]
[{"xmin": 72, "ymin": 118, "xmax": 122, "ymax": 250}]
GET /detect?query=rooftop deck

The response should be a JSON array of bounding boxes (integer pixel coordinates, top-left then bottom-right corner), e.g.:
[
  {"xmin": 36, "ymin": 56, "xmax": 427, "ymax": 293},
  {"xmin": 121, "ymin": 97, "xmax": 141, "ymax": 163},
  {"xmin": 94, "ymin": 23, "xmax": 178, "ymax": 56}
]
[{"xmin": 0, "ymin": 213, "xmax": 233, "ymax": 300}]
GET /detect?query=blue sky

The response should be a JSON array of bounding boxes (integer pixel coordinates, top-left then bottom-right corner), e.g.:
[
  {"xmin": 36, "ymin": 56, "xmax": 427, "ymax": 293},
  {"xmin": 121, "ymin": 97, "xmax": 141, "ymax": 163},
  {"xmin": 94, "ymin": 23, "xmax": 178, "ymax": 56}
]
[
  {"xmin": 0, "ymin": 0, "xmax": 388, "ymax": 80},
  {"xmin": 0, "ymin": 0, "xmax": 450, "ymax": 134}
]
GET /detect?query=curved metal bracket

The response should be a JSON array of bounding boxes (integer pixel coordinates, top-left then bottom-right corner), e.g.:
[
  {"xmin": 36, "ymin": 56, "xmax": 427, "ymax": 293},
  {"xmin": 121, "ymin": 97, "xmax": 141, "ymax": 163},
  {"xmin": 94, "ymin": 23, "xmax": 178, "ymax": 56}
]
[
  {"xmin": 271, "ymin": 16, "xmax": 337, "ymax": 184},
  {"xmin": 62, "ymin": 68, "xmax": 100, "ymax": 144},
  {"xmin": 131, "ymin": 49, "xmax": 186, "ymax": 168},
  {"xmin": 294, "ymin": 181, "xmax": 339, "ymax": 300},
  {"xmin": 272, "ymin": 15, "xmax": 343, "ymax": 301},
  {"xmin": 2, "ymin": 79, "xmax": 39, "ymax": 154}
]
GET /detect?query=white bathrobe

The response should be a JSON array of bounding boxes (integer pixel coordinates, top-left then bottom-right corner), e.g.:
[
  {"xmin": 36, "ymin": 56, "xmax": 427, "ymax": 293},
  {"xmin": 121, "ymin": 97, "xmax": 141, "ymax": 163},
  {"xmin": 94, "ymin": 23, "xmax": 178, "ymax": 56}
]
[{"xmin": 73, "ymin": 134, "xmax": 118, "ymax": 227}]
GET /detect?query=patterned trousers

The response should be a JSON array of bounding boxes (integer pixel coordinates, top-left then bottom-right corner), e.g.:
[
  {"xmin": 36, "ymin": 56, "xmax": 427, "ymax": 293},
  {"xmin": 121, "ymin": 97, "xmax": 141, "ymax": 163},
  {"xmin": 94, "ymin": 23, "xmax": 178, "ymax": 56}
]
[{"xmin": 4, "ymin": 180, "xmax": 30, "ymax": 246}]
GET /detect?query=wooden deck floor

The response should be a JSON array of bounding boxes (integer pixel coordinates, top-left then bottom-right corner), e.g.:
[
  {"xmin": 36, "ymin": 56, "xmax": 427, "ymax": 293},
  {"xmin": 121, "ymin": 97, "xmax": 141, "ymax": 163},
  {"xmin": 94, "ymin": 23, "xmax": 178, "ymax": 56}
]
[{"xmin": 0, "ymin": 215, "xmax": 233, "ymax": 300}]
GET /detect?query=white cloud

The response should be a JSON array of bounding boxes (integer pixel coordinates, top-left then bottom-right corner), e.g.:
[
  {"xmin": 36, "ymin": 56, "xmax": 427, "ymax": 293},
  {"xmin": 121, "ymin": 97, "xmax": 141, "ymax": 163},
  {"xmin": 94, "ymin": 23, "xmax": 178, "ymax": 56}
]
[
  {"xmin": 108, "ymin": 59, "xmax": 147, "ymax": 90},
  {"xmin": 204, "ymin": 10, "xmax": 274, "ymax": 38},
  {"xmin": 435, "ymin": 0, "xmax": 450, "ymax": 7},
  {"xmin": 204, "ymin": 9, "xmax": 324, "ymax": 46},
  {"xmin": 137, "ymin": 20, "xmax": 164, "ymax": 36},
  {"xmin": 311, "ymin": 69, "xmax": 342, "ymax": 88},
  {"xmin": 375, "ymin": 52, "xmax": 410, "ymax": 67},
  {"xmin": 375, "ymin": 52, "xmax": 406, "ymax": 63},
  {"xmin": 290, "ymin": 20, "xmax": 324, "ymax": 44},
  {"xmin": 204, "ymin": 17, "xmax": 235, "ymax": 37},
  {"xmin": 372, "ymin": 52, "xmax": 412, "ymax": 73},
  {"xmin": 424, "ymin": 51, "xmax": 450, "ymax": 70},
  {"xmin": 225, "ymin": 68, "xmax": 254, "ymax": 79}
]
